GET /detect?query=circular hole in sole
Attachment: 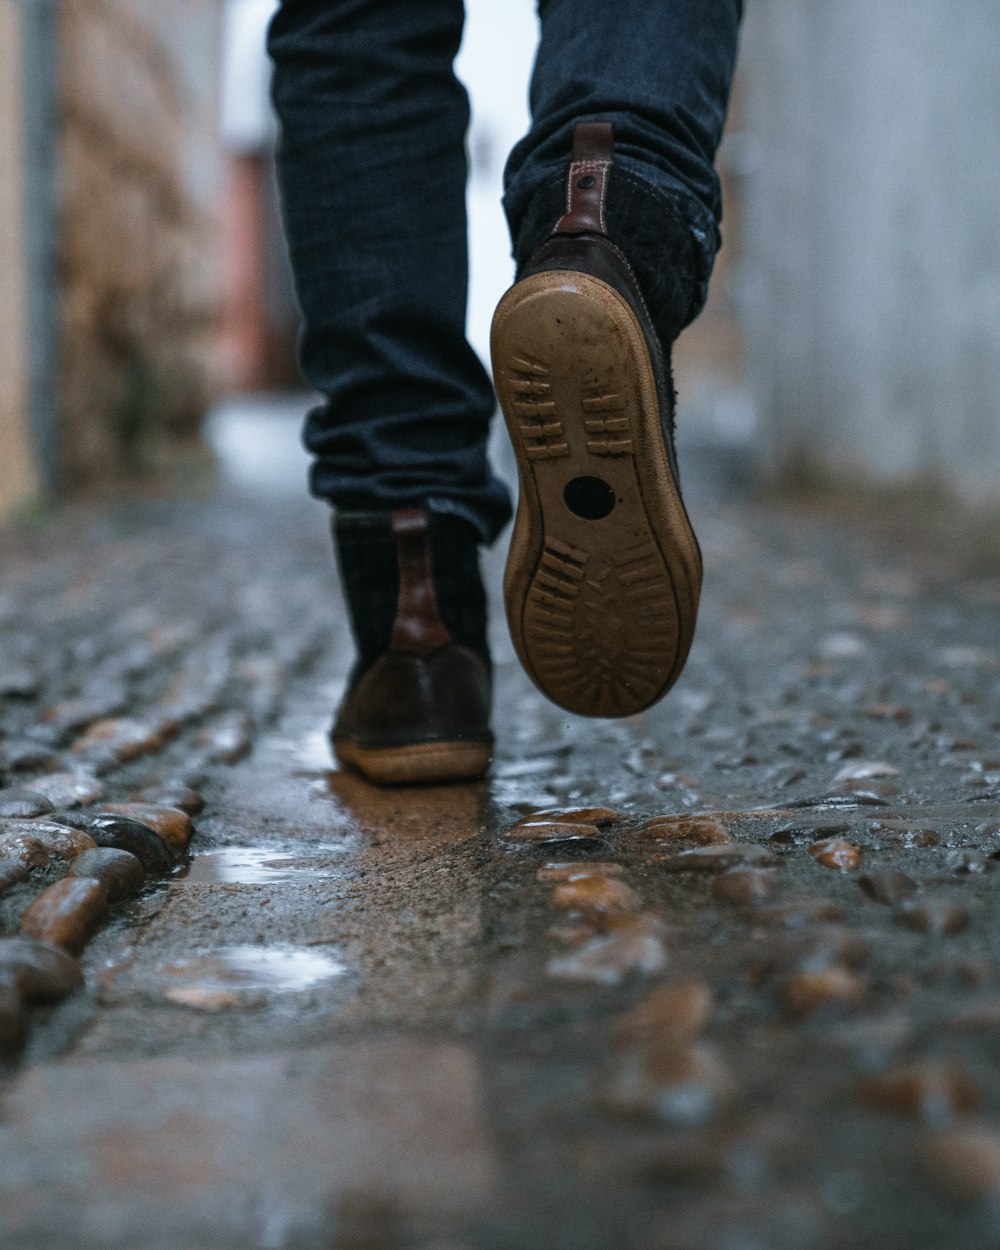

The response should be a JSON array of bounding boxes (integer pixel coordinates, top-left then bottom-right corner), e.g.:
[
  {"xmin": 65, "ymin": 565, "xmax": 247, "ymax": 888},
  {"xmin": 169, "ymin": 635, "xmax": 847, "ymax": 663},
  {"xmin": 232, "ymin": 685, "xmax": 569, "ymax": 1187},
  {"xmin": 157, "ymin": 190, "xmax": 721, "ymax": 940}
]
[{"xmin": 563, "ymin": 476, "xmax": 616, "ymax": 521}]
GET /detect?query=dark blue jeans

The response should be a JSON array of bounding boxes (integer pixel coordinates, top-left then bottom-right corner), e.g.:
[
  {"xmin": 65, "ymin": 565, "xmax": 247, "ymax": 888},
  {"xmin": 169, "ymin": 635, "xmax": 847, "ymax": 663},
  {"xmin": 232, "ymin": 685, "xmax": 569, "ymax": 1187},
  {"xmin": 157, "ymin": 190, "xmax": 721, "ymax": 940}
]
[{"xmin": 267, "ymin": 0, "xmax": 742, "ymax": 543}]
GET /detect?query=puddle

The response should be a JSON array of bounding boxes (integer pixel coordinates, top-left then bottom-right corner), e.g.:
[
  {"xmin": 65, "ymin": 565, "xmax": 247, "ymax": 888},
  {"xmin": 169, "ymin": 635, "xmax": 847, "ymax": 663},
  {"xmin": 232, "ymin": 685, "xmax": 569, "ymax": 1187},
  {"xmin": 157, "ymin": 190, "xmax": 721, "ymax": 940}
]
[
  {"xmin": 159, "ymin": 944, "xmax": 348, "ymax": 1009},
  {"xmin": 175, "ymin": 845, "xmax": 346, "ymax": 885}
]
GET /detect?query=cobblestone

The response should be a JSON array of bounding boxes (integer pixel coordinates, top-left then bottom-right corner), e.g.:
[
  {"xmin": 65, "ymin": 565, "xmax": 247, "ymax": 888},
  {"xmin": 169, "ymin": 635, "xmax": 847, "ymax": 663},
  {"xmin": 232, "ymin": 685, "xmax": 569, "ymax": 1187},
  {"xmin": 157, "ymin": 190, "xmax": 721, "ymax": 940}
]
[{"xmin": 0, "ymin": 447, "xmax": 998, "ymax": 1247}]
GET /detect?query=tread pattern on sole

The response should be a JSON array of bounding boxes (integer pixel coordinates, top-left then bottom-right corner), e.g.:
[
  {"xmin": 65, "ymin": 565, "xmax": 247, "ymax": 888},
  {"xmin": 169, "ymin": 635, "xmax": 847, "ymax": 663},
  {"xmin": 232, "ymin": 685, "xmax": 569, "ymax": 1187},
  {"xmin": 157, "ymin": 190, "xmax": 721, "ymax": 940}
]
[
  {"xmin": 523, "ymin": 538, "xmax": 679, "ymax": 719},
  {"xmin": 508, "ymin": 355, "xmax": 569, "ymax": 461},
  {"xmin": 581, "ymin": 372, "xmax": 632, "ymax": 456}
]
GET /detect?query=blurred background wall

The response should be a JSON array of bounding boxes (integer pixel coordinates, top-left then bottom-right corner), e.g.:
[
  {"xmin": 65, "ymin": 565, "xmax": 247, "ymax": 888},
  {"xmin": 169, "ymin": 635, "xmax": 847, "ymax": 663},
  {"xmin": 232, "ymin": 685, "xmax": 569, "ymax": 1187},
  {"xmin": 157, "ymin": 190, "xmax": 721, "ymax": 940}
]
[
  {"xmin": 739, "ymin": 1, "xmax": 1000, "ymax": 504},
  {"xmin": 1, "ymin": 0, "xmax": 998, "ymax": 519}
]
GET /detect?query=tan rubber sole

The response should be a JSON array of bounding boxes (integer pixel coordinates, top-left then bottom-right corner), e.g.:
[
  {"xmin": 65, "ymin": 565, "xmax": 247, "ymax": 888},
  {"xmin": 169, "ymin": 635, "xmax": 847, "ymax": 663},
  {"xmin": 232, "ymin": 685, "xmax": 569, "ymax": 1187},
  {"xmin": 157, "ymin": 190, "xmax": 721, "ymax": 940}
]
[
  {"xmin": 334, "ymin": 737, "xmax": 493, "ymax": 786},
  {"xmin": 491, "ymin": 270, "xmax": 702, "ymax": 719}
]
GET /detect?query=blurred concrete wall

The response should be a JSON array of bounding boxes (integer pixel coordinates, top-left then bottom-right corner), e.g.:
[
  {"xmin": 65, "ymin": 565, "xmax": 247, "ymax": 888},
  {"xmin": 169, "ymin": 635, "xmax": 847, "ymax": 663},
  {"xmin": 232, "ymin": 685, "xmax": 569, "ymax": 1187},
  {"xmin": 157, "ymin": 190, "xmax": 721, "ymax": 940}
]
[
  {"xmin": 741, "ymin": 1, "xmax": 1000, "ymax": 505},
  {"xmin": 0, "ymin": 3, "xmax": 37, "ymax": 513},
  {"xmin": 59, "ymin": 0, "xmax": 222, "ymax": 489}
]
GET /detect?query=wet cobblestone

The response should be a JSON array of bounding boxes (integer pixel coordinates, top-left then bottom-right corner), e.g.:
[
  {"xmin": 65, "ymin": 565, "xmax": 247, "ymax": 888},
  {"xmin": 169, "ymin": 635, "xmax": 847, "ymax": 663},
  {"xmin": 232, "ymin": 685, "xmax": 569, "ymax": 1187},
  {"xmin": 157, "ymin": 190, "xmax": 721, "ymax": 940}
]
[{"xmin": 0, "ymin": 468, "xmax": 997, "ymax": 1248}]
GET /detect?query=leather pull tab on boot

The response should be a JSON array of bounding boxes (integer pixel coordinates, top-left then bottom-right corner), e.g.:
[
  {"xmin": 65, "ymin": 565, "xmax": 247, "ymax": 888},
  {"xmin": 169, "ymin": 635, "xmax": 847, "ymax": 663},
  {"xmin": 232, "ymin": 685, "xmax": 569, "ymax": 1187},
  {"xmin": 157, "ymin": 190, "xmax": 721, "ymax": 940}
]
[
  {"xmin": 389, "ymin": 509, "xmax": 452, "ymax": 653},
  {"xmin": 553, "ymin": 120, "xmax": 614, "ymax": 237}
]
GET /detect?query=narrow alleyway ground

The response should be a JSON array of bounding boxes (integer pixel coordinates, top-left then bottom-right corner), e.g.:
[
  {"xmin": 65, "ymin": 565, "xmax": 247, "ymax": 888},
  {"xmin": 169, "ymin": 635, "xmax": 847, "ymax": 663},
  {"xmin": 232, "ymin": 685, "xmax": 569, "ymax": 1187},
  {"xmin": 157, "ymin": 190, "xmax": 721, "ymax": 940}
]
[{"xmin": 1, "ymin": 399, "xmax": 1000, "ymax": 1250}]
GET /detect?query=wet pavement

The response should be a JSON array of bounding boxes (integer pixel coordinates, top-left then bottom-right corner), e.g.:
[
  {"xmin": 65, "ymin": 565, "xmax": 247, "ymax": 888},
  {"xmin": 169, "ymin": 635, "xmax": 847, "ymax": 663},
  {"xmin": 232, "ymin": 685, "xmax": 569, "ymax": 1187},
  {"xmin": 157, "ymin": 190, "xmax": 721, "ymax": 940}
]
[{"xmin": 1, "ymin": 410, "xmax": 1000, "ymax": 1249}]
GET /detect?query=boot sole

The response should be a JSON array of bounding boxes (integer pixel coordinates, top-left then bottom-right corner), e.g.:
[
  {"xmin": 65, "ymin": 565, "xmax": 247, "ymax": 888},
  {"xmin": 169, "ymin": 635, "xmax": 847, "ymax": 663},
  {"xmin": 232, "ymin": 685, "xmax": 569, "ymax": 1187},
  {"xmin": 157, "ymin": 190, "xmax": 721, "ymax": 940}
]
[
  {"xmin": 491, "ymin": 270, "xmax": 702, "ymax": 718},
  {"xmin": 334, "ymin": 737, "xmax": 493, "ymax": 786}
]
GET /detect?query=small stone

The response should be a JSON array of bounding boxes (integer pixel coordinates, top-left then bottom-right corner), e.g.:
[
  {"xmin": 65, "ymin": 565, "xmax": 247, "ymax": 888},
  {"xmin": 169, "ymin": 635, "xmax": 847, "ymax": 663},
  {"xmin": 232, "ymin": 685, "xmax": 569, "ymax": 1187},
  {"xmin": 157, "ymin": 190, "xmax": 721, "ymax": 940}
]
[
  {"xmin": 0, "ymin": 859, "xmax": 31, "ymax": 892},
  {"xmin": 57, "ymin": 813, "xmax": 174, "ymax": 873},
  {"xmin": 660, "ymin": 843, "xmax": 776, "ymax": 873},
  {"xmin": 546, "ymin": 915, "xmax": 667, "ymax": 985},
  {"xmin": 71, "ymin": 717, "xmax": 171, "ymax": 769},
  {"xmin": 20, "ymin": 877, "xmax": 108, "ymax": 953},
  {"xmin": 642, "ymin": 814, "xmax": 730, "ymax": 845},
  {"xmin": 784, "ymin": 967, "xmax": 865, "ymax": 1018},
  {"xmin": 834, "ymin": 761, "xmax": 900, "ymax": 783},
  {"xmin": 27, "ymin": 772, "xmax": 104, "ymax": 809},
  {"xmin": 550, "ymin": 875, "xmax": 640, "ymax": 915},
  {"xmin": 604, "ymin": 1040, "xmax": 734, "ymax": 1126},
  {"xmin": 518, "ymin": 805, "xmax": 622, "ymax": 828},
  {"xmin": 196, "ymin": 712, "xmax": 254, "ymax": 764},
  {"xmin": 860, "ymin": 1063, "xmax": 978, "ymax": 1122},
  {"xmin": 68, "ymin": 848, "xmax": 145, "ymax": 903},
  {"xmin": 0, "ymin": 820, "xmax": 96, "ymax": 863},
  {"xmin": 859, "ymin": 871, "xmax": 918, "ymax": 905},
  {"xmin": 536, "ymin": 862, "xmax": 625, "ymax": 883},
  {"xmin": 713, "ymin": 867, "xmax": 778, "ymax": 906},
  {"xmin": 137, "ymin": 785, "xmax": 205, "ymax": 815},
  {"xmin": 922, "ymin": 1125, "xmax": 1000, "ymax": 1202},
  {"xmin": 809, "ymin": 838, "xmax": 862, "ymax": 871},
  {"xmin": 0, "ymin": 936, "xmax": 83, "ymax": 1001},
  {"xmin": 0, "ymin": 789, "xmax": 55, "ymax": 819},
  {"xmin": 99, "ymin": 803, "xmax": 192, "ymax": 853},
  {"xmin": 945, "ymin": 850, "xmax": 991, "ymax": 876},
  {"xmin": 870, "ymin": 820, "xmax": 940, "ymax": 848},
  {"xmin": 508, "ymin": 820, "xmax": 603, "ymax": 844},
  {"xmin": 0, "ymin": 985, "xmax": 27, "ymax": 1056},
  {"xmin": 615, "ymin": 982, "xmax": 714, "ymax": 1044},
  {"xmin": 0, "ymin": 739, "xmax": 60, "ymax": 773},
  {"xmin": 754, "ymin": 901, "xmax": 846, "ymax": 928},
  {"xmin": 770, "ymin": 820, "xmax": 850, "ymax": 845},
  {"xmin": 163, "ymin": 985, "xmax": 244, "ymax": 1011},
  {"xmin": 0, "ymin": 666, "xmax": 39, "ymax": 698},
  {"xmin": 895, "ymin": 900, "xmax": 969, "ymax": 936}
]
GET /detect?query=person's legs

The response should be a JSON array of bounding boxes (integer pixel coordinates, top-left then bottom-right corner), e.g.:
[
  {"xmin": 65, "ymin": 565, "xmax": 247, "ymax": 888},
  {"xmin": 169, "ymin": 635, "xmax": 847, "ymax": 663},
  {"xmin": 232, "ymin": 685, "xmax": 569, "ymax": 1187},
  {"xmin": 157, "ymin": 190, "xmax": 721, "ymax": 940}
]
[
  {"xmin": 506, "ymin": 0, "xmax": 743, "ymax": 337},
  {"xmin": 492, "ymin": 0, "xmax": 742, "ymax": 718},
  {"xmin": 267, "ymin": 0, "xmax": 511, "ymax": 542},
  {"xmin": 268, "ymin": 0, "xmax": 504, "ymax": 784}
]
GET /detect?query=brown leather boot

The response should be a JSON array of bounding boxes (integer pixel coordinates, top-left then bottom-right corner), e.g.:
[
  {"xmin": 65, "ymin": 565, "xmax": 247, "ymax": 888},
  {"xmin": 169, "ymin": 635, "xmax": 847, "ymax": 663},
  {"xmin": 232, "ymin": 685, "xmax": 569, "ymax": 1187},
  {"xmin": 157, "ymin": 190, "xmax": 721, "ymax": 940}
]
[
  {"xmin": 491, "ymin": 121, "xmax": 702, "ymax": 719},
  {"xmin": 331, "ymin": 508, "xmax": 493, "ymax": 785}
]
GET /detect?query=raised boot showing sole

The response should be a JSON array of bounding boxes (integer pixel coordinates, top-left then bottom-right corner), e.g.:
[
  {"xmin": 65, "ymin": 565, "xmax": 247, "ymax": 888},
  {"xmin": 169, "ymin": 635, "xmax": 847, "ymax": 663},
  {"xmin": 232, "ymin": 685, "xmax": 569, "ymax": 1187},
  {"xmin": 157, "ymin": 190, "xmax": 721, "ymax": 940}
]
[{"xmin": 491, "ymin": 122, "xmax": 702, "ymax": 720}]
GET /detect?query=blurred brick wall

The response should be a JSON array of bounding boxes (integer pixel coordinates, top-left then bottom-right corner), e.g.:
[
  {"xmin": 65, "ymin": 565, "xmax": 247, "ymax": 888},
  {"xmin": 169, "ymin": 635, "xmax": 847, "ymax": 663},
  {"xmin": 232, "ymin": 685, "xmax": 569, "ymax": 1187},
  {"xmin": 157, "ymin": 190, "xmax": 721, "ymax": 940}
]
[{"xmin": 59, "ymin": 0, "xmax": 222, "ymax": 487}]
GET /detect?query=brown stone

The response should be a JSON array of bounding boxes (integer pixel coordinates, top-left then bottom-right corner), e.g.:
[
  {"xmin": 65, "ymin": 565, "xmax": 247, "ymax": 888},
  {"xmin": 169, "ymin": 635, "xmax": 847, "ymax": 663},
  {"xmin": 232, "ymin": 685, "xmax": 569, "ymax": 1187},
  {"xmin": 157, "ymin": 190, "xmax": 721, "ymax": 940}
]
[
  {"xmin": 507, "ymin": 820, "xmax": 602, "ymax": 843},
  {"xmin": 0, "ymin": 821, "xmax": 96, "ymax": 865},
  {"xmin": 69, "ymin": 848, "xmax": 145, "ymax": 903},
  {"xmin": 99, "ymin": 803, "xmax": 192, "ymax": 853},
  {"xmin": 642, "ymin": 814, "xmax": 730, "ymax": 845},
  {"xmin": 72, "ymin": 718, "xmax": 170, "ymax": 768},
  {"xmin": 895, "ymin": 900, "xmax": 970, "ymax": 936},
  {"xmin": 536, "ymin": 862, "xmax": 625, "ymax": 883},
  {"xmin": 604, "ymin": 1040, "xmax": 734, "ymax": 1126},
  {"xmin": 196, "ymin": 712, "xmax": 253, "ymax": 765},
  {"xmin": 137, "ymin": 785, "xmax": 204, "ymax": 815},
  {"xmin": 860, "ymin": 1063, "xmax": 978, "ymax": 1120},
  {"xmin": 615, "ymin": 982, "xmax": 714, "ymax": 1044},
  {"xmin": 784, "ymin": 967, "xmax": 865, "ymax": 1018},
  {"xmin": 546, "ymin": 915, "xmax": 667, "ymax": 985},
  {"xmin": 0, "ymin": 858, "xmax": 31, "ymax": 892},
  {"xmin": 660, "ymin": 843, "xmax": 776, "ymax": 873},
  {"xmin": 859, "ymin": 870, "xmax": 918, "ymax": 905},
  {"xmin": 922, "ymin": 1125, "xmax": 1000, "ymax": 1202},
  {"xmin": 809, "ymin": 838, "xmax": 862, "ymax": 871},
  {"xmin": 550, "ymin": 876, "xmax": 640, "ymax": 915},
  {"xmin": 520, "ymin": 806, "xmax": 621, "ymax": 828},
  {"xmin": 0, "ymin": 937, "xmax": 84, "ymax": 1001},
  {"xmin": 20, "ymin": 878, "xmax": 108, "ymax": 954},
  {"xmin": 27, "ymin": 772, "xmax": 104, "ymax": 808},
  {"xmin": 0, "ymin": 985, "xmax": 27, "ymax": 1056},
  {"xmin": 713, "ymin": 867, "xmax": 778, "ymax": 906}
]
